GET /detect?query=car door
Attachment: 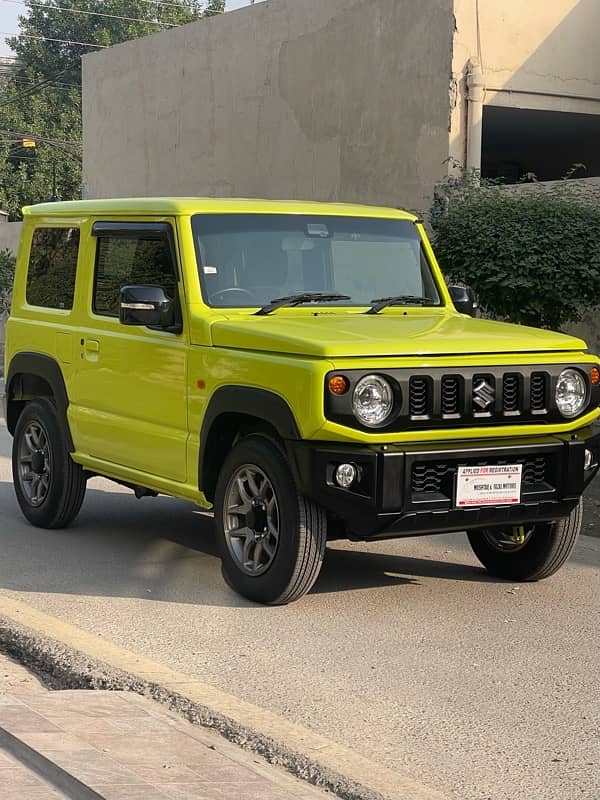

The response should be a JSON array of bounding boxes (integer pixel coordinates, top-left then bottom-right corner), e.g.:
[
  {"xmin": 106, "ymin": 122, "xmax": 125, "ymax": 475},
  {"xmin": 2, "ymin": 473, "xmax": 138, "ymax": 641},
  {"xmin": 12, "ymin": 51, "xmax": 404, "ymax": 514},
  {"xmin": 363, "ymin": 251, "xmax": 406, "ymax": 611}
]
[{"xmin": 69, "ymin": 219, "xmax": 188, "ymax": 483}]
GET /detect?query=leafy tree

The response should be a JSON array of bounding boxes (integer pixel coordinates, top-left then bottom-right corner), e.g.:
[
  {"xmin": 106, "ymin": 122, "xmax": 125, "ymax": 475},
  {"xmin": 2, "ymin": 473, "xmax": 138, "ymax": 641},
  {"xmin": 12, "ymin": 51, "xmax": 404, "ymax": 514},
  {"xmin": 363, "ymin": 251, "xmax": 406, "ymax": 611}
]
[
  {"xmin": 8, "ymin": 0, "xmax": 211, "ymax": 82},
  {"xmin": 0, "ymin": 0, "xmax": 224, "ymax": 217}
]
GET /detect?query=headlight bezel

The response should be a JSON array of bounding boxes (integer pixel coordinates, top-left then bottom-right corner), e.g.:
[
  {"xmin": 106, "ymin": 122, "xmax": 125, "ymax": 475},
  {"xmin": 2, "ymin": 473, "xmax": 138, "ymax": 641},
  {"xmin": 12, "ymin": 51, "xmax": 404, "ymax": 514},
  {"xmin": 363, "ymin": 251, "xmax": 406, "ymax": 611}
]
[
  {"xmin": 555, "ymin": 368, "xmax": 588, "ymax": 419},
  {"xmin": 351, "ymin": 373, "xmax": 396, "ymax": 428}
]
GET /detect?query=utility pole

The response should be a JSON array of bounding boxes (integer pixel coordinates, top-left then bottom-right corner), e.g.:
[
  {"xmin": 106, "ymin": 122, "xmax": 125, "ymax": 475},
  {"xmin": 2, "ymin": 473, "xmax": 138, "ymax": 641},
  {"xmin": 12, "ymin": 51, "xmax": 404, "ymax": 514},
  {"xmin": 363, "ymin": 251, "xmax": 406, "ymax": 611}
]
[{"xmin": 51, "ymin": 160, "xmax": 59, "ymax": 202}]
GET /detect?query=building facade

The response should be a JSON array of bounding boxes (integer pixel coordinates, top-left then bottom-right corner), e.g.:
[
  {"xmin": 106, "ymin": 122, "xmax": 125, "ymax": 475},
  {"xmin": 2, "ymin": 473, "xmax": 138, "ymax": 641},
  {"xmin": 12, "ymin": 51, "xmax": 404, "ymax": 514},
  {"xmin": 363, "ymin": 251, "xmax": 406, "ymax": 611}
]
[{"xmin": 82, "ymin": 0, "xmax": 600, "ymax": 212}]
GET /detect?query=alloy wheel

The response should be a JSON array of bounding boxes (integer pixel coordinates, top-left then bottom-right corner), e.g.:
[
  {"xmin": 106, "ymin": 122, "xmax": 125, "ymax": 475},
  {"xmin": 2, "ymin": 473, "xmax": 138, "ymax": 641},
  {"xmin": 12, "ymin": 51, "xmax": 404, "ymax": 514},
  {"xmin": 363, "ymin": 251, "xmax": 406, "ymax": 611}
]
[
  {"xmin": 223, "ymin": 464, "xmax": 280, "ymax": 576},
  {"xmin": 17, "ymin": 420, "xmax": 52, "ymax": 507}
]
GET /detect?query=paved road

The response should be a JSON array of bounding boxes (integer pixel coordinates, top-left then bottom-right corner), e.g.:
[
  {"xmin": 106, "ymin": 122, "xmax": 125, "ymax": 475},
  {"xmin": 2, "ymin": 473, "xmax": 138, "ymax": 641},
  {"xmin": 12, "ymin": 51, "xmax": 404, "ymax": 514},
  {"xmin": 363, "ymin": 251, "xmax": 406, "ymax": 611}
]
[{"xmin": 0, "ymin": 420, "xmax": 599, "ymax": 800}]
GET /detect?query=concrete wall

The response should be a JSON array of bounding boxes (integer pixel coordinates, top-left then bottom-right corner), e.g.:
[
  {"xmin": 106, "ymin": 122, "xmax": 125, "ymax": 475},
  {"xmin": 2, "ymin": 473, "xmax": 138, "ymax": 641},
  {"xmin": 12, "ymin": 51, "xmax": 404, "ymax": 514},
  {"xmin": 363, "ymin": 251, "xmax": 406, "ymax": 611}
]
[
  {"xmin": 0, "ymin": 222, "xmax": 23, "ymax": 257},
  {"xmin": 450, "ymin": 0, "xmax": 600, "ymax": 170},
  {"xmin": 0, "ymin": 223, "xmax": 21, "ymax": 370},
  {"xmin": 82, "ymin": 0, "xmax": 454, "ymax": 213}
]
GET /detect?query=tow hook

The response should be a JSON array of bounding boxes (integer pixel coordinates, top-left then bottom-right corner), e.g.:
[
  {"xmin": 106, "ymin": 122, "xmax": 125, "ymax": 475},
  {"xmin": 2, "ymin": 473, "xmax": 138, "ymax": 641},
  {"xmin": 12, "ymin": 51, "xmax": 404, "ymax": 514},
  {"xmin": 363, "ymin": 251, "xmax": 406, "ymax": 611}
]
[{"xmin": 511, "ymin": 526, "xmax": 526, "ymax": 545}]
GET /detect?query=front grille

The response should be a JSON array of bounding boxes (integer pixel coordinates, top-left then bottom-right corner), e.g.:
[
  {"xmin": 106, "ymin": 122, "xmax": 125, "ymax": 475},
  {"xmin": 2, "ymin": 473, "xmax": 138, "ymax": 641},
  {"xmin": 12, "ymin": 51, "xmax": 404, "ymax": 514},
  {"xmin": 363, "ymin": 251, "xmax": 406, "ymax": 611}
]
[
  {"xmin": 402, "ymin": 368, "xmax": 552, "ymax": 426},
  {"xmin": 411, "ymin": 455, "xmax": 553, "ymax": 500}
]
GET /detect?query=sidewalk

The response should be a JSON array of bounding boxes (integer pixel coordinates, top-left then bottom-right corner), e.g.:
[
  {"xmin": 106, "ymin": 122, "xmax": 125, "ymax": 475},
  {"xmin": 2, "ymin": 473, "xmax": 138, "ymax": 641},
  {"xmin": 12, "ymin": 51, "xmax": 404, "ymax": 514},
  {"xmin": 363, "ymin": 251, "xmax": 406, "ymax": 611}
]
[{"xmin": 0, "ymin": 652, "xmax": 327, "ymax": 800}]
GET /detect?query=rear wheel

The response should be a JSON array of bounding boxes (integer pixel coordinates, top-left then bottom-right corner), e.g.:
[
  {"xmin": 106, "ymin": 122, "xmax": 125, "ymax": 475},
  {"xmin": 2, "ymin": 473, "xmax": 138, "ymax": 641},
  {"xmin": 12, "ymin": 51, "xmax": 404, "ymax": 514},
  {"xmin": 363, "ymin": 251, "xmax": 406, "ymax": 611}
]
[
  {"xmin": 214, "ymin": 435, "xmax": 327, "ymax": 604},
  {"xmin": 467, "ymin": 499, "xmax": 582, "ymax": 581},
  {"xmin": 12, "ymin": 398, "xmax": 87, "ymax": 529}
]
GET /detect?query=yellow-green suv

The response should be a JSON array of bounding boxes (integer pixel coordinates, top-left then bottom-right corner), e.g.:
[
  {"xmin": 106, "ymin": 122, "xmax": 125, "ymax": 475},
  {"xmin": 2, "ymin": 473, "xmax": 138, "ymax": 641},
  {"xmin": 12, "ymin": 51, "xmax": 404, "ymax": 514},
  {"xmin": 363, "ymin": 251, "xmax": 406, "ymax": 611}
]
[{"xmin": 3, "ymin": 198, "xmax": 600, "ymax": 604}]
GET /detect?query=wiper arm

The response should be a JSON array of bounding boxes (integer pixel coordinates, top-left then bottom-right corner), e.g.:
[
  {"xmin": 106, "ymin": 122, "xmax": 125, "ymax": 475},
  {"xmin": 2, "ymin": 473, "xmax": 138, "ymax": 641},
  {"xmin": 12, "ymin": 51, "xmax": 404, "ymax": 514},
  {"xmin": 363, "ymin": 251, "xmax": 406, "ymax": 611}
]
[
  {"xmin": 256, "ymin": 292, "xmax": 351, "ymax": 316},
  {"xmin": 366, "ymin": 295, "xmax": 433, "ymax": 314}
]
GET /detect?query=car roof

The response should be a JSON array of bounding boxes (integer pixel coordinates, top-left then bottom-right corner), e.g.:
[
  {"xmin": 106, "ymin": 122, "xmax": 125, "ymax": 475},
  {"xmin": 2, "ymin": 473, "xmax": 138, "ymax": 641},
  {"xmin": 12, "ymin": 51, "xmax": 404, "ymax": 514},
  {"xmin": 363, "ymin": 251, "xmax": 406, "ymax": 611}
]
[{"xmin": 22, "ymin": 197, "xmax": 418, "ymax": 221}]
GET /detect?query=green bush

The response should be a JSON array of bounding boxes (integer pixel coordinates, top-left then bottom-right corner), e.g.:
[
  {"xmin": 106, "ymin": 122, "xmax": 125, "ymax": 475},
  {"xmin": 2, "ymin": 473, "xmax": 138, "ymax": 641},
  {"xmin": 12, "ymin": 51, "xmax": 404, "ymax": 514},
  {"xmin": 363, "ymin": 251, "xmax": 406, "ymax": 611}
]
[{"xmin": 431, "ymin": 183, "xmax": 600, "ymax": 330}]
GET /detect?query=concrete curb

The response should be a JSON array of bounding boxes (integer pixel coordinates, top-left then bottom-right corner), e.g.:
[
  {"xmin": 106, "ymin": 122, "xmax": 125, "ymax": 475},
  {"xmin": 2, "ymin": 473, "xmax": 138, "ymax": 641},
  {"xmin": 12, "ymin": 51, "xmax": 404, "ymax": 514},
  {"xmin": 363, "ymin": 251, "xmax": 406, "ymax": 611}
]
[{"xmin": 0, "ymin": 595, "xmax": 448, "ymax": 800}]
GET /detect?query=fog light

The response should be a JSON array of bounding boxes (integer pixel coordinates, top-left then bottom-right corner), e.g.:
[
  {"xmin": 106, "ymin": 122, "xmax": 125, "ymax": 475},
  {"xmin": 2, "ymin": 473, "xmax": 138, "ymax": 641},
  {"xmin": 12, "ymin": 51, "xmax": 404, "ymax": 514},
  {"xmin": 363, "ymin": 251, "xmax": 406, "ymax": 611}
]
[
  {"xmin": 335, "ymin": 463, "xmax": 357, "ymax": 488},
  {"xmin": 584, "ymin": 449, "xmax": 594, "ymax": 470}
]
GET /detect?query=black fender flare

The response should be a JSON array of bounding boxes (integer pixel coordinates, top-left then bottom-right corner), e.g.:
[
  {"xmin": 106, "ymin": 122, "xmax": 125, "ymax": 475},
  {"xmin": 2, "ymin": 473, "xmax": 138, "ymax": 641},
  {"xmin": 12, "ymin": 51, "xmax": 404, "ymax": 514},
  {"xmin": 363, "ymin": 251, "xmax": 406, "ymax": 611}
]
[
  {"xmin": 5, "ymin": 352, "xmax": 73, "ymax": 449},
  {"xmin": 198, "ymin": 386, "xmax": 300, "ymax": 495}
]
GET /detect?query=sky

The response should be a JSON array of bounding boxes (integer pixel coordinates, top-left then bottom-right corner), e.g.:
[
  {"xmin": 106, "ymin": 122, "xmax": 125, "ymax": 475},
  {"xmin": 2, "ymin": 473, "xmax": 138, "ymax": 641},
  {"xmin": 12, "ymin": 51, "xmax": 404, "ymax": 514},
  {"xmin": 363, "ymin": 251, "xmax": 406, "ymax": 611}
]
[{"xmin": 0, "ymin": 0, "xmax": 260, "ymax": 56}]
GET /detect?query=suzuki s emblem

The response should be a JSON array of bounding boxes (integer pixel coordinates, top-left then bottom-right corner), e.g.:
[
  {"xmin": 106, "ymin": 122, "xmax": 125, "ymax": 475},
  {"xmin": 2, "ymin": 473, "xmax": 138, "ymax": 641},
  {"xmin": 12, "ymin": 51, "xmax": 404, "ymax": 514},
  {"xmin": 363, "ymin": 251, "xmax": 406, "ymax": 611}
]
[{"xmin": 473, "ymin": 378, "xmax": 495, "ymax": 410}]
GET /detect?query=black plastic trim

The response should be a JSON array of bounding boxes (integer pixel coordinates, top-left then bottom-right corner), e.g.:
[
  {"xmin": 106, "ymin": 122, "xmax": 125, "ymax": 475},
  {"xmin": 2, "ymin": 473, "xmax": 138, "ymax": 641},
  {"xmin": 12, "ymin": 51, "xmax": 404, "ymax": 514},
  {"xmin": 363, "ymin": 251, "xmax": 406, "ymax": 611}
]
[
  {"xmin": 91, "ymin": 221, "xmax": 172, "ymax": 238},
  {"xmin": 4, "ymin": 352, "xmax": 73, "ymax": 449},
  {"xmin": 199, "ymin": 386, "xmax": 300, "ymax": 493}
]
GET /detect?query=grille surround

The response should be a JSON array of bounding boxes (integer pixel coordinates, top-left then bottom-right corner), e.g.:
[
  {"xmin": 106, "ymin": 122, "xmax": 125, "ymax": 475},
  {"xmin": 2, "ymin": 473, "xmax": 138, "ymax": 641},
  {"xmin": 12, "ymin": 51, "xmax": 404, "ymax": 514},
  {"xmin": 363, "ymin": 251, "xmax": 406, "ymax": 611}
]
[{"xmin": 325, "ymin": 364, "xmax": 599, "ymax": 432}]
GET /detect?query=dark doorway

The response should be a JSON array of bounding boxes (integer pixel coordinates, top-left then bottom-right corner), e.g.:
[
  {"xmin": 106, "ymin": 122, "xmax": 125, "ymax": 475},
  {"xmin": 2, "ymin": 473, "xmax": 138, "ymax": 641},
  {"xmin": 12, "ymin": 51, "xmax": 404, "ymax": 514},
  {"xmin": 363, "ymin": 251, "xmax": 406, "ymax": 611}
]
[{"xmin": 481, "ymin": 106, "xmax": 600, "ymax": 183}]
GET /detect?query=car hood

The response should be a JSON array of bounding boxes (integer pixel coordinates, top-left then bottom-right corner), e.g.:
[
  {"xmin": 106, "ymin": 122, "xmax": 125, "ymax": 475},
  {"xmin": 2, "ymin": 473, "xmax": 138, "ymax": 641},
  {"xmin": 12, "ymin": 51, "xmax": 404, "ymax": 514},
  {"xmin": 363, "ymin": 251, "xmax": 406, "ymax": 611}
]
[{"xmin": 209, "ymin": 312, "xmax": 587, "ymax": 358}]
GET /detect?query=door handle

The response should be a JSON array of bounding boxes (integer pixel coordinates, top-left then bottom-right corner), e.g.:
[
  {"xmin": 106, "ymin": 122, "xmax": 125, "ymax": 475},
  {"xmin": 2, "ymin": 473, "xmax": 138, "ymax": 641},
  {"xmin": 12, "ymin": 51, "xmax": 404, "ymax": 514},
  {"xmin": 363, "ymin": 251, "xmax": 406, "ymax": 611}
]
[{"xmin": 82, "ymin": 339, "xmax": 100, "ymax": 362}]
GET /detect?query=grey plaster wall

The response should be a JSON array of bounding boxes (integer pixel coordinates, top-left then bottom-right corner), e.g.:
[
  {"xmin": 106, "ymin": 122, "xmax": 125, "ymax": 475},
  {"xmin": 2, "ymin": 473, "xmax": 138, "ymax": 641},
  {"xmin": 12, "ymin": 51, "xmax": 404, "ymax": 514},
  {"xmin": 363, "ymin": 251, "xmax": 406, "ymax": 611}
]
[
  {"xmin": 82, "ymin": 0, "xmax": 454, "ymax": 213},
  {"xmin": 0, "ymin": 222, "xmax": 23, "ymax": 257}
]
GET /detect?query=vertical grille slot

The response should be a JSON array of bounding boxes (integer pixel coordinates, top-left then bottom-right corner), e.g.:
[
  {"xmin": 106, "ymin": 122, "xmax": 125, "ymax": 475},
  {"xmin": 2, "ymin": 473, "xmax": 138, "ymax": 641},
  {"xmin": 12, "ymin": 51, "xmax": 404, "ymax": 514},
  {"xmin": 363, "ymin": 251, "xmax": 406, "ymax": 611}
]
[
  {"xmin": 530, "ymin": 372, "xmax": 547, "ymax": 411},
  {"xmin": 409, "ymin": 376, "xmax": 431, "ymax": 417},
  {"xmin": 441, "ymin": 376, "xmax": 461, "ymax": 416},
  {"xmin": 503, "ymin": 374, "xmax": 520, "ymax": 413}
]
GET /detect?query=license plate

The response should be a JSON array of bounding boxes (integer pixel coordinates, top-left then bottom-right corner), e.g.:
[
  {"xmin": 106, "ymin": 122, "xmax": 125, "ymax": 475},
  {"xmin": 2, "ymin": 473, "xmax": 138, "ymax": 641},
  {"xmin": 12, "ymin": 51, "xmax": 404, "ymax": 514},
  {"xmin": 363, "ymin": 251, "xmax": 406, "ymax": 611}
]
[{"xmin": 455, "ymin": 464, "xmax": 523, "ymax": 507}]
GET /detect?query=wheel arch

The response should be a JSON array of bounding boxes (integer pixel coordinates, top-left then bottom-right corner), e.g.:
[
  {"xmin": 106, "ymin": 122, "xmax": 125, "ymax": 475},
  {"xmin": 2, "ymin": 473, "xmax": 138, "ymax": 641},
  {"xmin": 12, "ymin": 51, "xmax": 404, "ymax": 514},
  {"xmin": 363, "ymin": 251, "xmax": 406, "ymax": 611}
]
[
  {"xmin": 5, "ymin": 352, "xmax": 74, "ymax": 449},
  {"xmin": 199, "ymin": 386, "xmax": 300, "ymax": 502}
]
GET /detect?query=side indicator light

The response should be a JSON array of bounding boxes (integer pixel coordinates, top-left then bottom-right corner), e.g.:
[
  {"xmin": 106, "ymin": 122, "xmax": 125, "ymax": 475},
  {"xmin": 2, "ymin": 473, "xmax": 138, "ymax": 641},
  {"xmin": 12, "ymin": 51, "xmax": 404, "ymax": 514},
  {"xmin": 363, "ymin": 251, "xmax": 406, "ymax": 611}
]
[
  {"xmin": 197, "ymin": 379, "xmax": 206, "ymax": 390},
  {"xmin": 591, "ymin": 367, "xmax": 600, "ymax": 386},
  {"xmin": 328, "ymin": 375, "xmax": 350, "ymax": 395}
]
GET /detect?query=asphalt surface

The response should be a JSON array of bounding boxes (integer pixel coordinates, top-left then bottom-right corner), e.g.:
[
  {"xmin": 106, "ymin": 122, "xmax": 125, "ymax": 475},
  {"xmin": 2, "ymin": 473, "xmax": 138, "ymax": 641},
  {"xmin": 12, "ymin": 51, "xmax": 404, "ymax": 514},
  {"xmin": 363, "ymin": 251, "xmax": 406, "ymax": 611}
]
[{"xmin": 0, "ymin": 419, "xmax": 599, "ymax": 800}]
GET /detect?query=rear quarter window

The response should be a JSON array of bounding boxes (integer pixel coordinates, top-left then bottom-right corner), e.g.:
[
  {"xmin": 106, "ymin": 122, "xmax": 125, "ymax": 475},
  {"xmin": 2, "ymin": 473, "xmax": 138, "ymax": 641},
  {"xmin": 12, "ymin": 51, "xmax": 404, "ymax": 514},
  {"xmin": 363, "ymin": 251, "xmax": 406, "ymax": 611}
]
[{"xmin": 26, "ymin": 227, "xmax": 80, "ymax": 310}]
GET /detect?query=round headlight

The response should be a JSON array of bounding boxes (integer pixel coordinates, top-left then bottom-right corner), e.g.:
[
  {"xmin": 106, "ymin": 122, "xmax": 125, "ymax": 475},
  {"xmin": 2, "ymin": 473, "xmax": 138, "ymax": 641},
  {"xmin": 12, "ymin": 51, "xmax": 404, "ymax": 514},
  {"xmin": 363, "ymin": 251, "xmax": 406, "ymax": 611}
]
[
  {"xmin": 555, "ymin": 369, "xmax": 587, "ymax": 418},
  {"xmin": 352, "ymin": 375, "xmax": 394, "ymax": 427}
]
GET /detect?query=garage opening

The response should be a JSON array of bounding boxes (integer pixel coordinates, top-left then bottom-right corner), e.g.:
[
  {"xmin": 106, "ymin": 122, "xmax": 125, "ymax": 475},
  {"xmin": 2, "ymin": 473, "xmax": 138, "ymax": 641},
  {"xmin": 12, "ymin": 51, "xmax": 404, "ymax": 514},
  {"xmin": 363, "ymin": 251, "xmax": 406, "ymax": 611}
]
[{"xmin": 481, "ymin": 106, "xmax": 600, "ymax": 183}]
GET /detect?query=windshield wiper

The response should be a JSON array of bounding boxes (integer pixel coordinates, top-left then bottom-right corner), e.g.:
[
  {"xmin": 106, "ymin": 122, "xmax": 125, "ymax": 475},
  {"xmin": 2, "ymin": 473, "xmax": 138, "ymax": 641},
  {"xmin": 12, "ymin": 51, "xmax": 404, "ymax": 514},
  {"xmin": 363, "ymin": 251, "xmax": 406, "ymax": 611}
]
[
  {"xmin": 366, "ymin": 295, "xmax": 433, "ymax": 314},
  {"xmin": 256, "ymin": 292, "xmax": 351, "ymax": 316}
]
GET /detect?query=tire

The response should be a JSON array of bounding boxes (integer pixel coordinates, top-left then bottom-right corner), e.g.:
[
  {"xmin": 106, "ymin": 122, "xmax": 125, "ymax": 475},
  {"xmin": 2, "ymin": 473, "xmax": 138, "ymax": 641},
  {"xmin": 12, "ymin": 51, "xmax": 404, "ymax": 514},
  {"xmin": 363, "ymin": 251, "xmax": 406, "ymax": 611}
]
[
  {"xmin": 467, "ymin": 499, "xmax": 583, "ymax": 581},
  {"xmin": 12, "ymin": 398, "xmax": 87, "ymax": 529},
  {"xmin": 214, "ymin": 435, "xmax": 327, "ymax": 604}
]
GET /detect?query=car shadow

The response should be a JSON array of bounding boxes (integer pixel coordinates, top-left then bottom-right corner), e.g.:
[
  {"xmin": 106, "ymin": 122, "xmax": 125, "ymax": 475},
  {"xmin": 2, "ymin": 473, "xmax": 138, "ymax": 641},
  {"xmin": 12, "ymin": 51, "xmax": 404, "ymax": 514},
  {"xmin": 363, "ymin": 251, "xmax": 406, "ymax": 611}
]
[
  {"xmin": 1, "ymin": 478, "xmax": 596, "ymax": 607},
  {"xmin": 0, "ymin": 477, "xmax": 498, "ymax": 605},
  {"xmin": 314, "ymin": 545, "xmax": 493, "ymax": 594}
]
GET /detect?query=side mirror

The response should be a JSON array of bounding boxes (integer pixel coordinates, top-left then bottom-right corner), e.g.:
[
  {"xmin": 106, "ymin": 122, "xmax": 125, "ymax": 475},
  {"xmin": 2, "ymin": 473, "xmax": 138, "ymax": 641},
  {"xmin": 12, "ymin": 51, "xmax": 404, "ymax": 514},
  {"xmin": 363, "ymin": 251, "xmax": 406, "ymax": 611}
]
[
  {"xmin": 448, "ymin": 285, "xmax": 478, "ymax": 317},
  {"xmin": 119, "ymin": 285, "xmax": 175, "ymax": 328}
]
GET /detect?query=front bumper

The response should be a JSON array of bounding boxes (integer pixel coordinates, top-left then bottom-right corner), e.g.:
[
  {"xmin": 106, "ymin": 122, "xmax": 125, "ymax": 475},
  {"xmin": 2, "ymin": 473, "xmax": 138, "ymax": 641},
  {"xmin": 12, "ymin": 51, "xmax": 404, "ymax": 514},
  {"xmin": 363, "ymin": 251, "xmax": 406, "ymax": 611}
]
[{"xmin": 286, "ymin": 429, "xmax": 600, "ymax": 539}]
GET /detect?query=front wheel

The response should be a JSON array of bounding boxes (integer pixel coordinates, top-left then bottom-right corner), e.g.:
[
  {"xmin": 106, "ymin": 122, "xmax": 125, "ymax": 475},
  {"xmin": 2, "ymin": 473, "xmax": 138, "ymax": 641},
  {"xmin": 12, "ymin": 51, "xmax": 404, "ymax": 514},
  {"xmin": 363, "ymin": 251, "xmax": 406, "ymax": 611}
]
[
  {"xmin": 467, "ymin": 499, "xmax": 583, "ymax": 581},
  {"xmin": 214, "ymin": 435, "xmax": 327, "ymax": 604}
]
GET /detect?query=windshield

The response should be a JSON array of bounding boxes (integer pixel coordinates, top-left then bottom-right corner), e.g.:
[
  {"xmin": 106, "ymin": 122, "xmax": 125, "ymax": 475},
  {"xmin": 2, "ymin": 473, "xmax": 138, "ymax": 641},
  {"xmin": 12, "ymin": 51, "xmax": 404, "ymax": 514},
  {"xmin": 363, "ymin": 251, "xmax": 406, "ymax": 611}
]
[{"xmin": 191, "ymin": 214, "xmax": 441, "ymax": 309}]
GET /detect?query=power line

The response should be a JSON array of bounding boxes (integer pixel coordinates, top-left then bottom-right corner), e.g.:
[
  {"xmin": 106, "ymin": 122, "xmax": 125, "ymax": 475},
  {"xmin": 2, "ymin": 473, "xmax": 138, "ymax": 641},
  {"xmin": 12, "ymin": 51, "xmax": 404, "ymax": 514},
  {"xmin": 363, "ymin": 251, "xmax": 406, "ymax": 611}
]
[
  {"xmin": 0, "ymin": 0, "xmax": 178, "ymax": 29},
  {"xmin": 0, "ymin": 69, "xmax": 71, "ymax": 109},
  {"xmin": 3, "ymin": 76, "xmax": 81, "ymax": 91},
  {"xmin": 0, "ymin": 30, "xmax": 108, "ymax": 48},
  {"xmin": 0, "ymin": 127, "xmax": 81, "ymax": 147}
]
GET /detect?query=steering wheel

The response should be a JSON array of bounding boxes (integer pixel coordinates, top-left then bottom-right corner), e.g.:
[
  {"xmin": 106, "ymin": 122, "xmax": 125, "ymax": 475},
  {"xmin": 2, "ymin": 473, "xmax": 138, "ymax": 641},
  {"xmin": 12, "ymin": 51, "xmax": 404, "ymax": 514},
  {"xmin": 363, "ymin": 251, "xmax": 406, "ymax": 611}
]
[{"xmin": 209, "ymin": 287, "xmax": 257, "ymax": 305}]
